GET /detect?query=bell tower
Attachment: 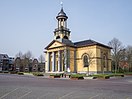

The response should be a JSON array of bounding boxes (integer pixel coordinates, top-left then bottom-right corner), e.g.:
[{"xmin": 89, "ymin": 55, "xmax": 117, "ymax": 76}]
[{"xmin": 54, "ymin": 3, "xmax": 70, "ymax": 40}]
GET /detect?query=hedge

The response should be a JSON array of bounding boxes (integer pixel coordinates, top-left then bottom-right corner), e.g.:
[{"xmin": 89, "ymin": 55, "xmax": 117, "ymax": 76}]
[{"xmin": 32, "ymin": 72, "xmax": 44, "ymax": 76}]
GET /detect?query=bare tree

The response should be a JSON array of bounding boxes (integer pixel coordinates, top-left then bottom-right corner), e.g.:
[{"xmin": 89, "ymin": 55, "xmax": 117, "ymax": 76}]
[
  {"xmin": 15, "ymin": 51, "xmax": 23, "ymax": 59},
  {"xmin": 14, "ymin": 51, "xmax": 34, "ymax": 72},
  {"xmin": 25, "ymin": 51, "xmax": 32, "ymax": 59},
  {"xmin": 126, "ymin": 46, "xmax": 132, "ymax": 72},
  {"xmin": 38, "ymin": 54, "xmax": 45, "ymax": 63},
  {"xmin": 20, "ymin": 51, "xmax": 33, "ymax": 71},
  {"xmin": 22, "ymin": 51, "xmax": 33, "ymax": 61},
  {"xmin": 108, "ymin": 38, "xmax": 124, "ymax": 73}
]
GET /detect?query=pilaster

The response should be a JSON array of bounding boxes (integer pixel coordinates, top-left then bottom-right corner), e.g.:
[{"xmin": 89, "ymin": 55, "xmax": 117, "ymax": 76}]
[
  {"xmin": 64, "ymin": 49, "xmax": 67, "ymax": 71},
  {"xmin": 52, "ymin": 52, "xmax": 56, "ymax": 72},
  {"xmin": 58, "ymin": 50, "xmax": 61, "ymax": 72},
  {"xmin": 47, "ymin": 52, "xmax": 50, "ymax": 72},
  {"xmin": 74, "ymin": 50, "xmax": 77, "ymax": 73}
]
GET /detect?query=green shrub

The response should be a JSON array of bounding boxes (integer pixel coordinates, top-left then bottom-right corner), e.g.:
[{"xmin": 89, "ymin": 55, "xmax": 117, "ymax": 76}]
[
  {"xmin": 49, "ymin": 73, "xmax": 62, "ymax": 78},
  {"xmin": 50, "ymin": 74, "xmax": 61, "ymax": 77},
  {"xmin": 92, "ymin": 74, "xmax": 110, "ymax": 79},
  {"xmin": 10, "ymin": 71, "xmax": 17, "ymax": 74},
  {"xmin": 3, "ymin": 71, "xmax": 9, "ymax": 73},
  {"xmin": 109, "ymin": 73, "xmax": 124, "ymax": 77},
  {"xmin": 17, "ymin": 72, "xmax": 24, "ymax": 75},
  {"xmin": 70, "ymin": 74, "xmax": 84, "ymax": 79},
  {"xmin": 124, "ymin": 72, "xmax": 132, "ymax": 75},
  {"xmin": 32, "ymin": 72, "xmax": 44, "ymax": 76}
]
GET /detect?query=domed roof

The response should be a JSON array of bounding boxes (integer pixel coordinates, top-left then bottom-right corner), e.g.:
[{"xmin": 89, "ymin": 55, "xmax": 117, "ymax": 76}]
[
  {"xmin": 56, "ymin": 8, "xmax": 68, "ymax": 19},
  {"xmin": 58, "ymin": 8, "xmax": 66, "ymax": 16}
]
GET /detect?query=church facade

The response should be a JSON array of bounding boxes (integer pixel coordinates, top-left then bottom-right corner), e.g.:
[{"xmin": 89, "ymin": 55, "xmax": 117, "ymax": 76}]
[{"xmin": 45, "ymin": 7, "xmax": 112, "ymax": 74}]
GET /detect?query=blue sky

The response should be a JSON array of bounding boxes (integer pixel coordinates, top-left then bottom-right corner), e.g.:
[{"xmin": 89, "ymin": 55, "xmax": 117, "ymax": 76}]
[{"xmin": 0, "ymin": 0, "xmax": 132, "ymax": 58}]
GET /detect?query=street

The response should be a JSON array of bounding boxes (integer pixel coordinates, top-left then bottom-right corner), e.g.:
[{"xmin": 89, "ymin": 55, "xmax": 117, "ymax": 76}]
[{"xmin": 0, "ymin": 74, "xmax": 132, "ymax": 99}]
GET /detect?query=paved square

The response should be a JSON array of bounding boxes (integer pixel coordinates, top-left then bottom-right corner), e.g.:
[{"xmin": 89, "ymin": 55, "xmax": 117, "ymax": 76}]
[{"xmin": 0, "ymin": 74, "xmax": 132, "ymax": 99}]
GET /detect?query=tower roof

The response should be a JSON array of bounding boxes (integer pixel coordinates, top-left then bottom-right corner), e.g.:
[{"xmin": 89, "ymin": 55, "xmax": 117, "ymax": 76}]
[
  {"xmin": 58, "ymin": 8, "xmax": 66, "ymax": 16},
  {"xmin": 56, "ymin": 7, "xmax": 68, "ymax": 19}
]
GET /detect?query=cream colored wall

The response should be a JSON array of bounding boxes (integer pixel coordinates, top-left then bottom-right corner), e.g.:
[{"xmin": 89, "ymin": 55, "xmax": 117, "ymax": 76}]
[
  {"xmin": 65, "ymin": 47, "xmax": 76, "ymax": 72},
  {"xmin": 76, "ymin": 46, "xmax": 98, "ymax": 73},
  {"xmin": 96, "ymin": 46, "xmax": 112, "ymax": 72},
  {"xmin": 76, "ymin": 45, "xmax": 111, "ymax": 73},
  {"xmin": 69, "ymin": 50, "xmax": 75, "ymax": 72},
  {"xmin": 45, "ymin": 42, "xmax": 111, "ymax": 73}
]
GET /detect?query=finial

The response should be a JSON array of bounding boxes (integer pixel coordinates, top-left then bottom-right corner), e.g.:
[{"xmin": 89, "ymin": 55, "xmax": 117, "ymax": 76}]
[{"xmin": 60, "ymin": 1, "xmax": 63, "ymax": 8}]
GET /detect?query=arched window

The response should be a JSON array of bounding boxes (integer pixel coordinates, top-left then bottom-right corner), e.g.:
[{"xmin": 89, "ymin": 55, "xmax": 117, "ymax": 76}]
[
  {"xmin": 56, "ymin": 36, "xmax": 60, "ymax": 39},
  {"xmin": 83, "ymin": 54, "xmax": 89, "ymax": 67},
  {"xmin": 63, "ymin": 36, "xmax": 68, "ymax": 39}
]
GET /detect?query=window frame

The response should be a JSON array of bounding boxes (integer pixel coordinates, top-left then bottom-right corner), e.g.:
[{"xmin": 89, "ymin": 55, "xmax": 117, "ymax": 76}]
[{"xmin": 82, "ymin": 54, "xmax": 89, "ymax": 67}]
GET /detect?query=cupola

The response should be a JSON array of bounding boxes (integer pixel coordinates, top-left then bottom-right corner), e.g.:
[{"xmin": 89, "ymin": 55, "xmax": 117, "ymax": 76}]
[{"xmin": 54, "ymin": 3, "xmax": 70, "ymax": 40}]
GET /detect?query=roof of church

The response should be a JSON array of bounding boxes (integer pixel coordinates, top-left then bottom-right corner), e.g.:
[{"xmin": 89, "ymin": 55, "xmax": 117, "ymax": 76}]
[
  {"xmin": 58, "ymin": 38, "xmax": 74, "ymax": 46},
  {"xmin": 45, "ymin": 39, "xmax": 74, "ymax": 49},
  {"xmin": 74, "ymin": 39, "xmax": 112, "ymax": 49},
  {"xmin": 45, "ymin": 39, "xmax": 112, "ymax": 50}
]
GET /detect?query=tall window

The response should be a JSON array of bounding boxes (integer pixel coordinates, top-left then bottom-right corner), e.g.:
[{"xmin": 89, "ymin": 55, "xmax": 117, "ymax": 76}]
[
  {"xmin": 83, "ymin": 55, "xmax": 89, "ymax": 67},
  {"xmin": 103, "ymin": 54, "xmax": 107, "ymax": 68}
]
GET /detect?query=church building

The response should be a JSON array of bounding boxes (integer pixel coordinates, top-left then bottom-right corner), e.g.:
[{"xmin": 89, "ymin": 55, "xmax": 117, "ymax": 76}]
[{"xmin": 45, "ymin": 6, "xmax": 112, "ymax": 74}]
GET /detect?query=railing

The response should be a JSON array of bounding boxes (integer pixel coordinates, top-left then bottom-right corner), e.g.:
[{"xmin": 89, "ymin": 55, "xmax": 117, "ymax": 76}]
[{"xmin": 55, "ymin": 27, "xmax": 70, "ymax": 31}]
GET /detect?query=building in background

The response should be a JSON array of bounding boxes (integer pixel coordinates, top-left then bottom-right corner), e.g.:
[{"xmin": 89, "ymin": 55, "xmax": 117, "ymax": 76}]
[
  {"xmin": 32, "ymin": 58, "xmax": 38, "ymax": 72},
  {"xmin": 0, "ymin": 54, "xmax": 14, "ymax": 71},
  {"xmin": 14, "ymin": 57, "xmax": 45, "ymax": 72},
  {"xmin": 0, "ymin": 54, "xmax": 45, "ymax": 72}
]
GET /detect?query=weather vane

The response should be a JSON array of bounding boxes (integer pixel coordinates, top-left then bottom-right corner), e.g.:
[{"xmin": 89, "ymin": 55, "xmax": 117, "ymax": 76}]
[{"xmin": 60, "ymin": 1, "xmax": 63, "ymax": 8}]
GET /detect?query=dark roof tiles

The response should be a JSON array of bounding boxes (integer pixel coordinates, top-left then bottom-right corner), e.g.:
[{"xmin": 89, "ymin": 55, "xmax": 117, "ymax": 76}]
[{"xmin": 74, "ymin": 39, "xmax": 112, "ymax": 49}]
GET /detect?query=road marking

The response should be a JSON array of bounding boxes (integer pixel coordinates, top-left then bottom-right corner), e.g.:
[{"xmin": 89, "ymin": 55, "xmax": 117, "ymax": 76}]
[
  {"xmin": 0, "ymin": 88, "xmax": 19, "ymax": 99},
  {"xmin": 89, "ymin": 94, "xmax": 102, "ymax": 99},
  {"xmin": 18, "ymin": 90, "xmax": 32, "ymax": 99},
  {"xmin": 59, "ymin": 91, "xmax": 76, "ymax": 99},
  {"xmin": 18, "ymin": 88, "xmax": 32, "ymax": 99}
]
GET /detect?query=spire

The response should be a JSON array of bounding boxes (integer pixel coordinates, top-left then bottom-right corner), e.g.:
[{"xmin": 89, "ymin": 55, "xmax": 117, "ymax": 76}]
[{"xmin": 56, "ymin": 2, "xmax": 67, "ymax": 19}]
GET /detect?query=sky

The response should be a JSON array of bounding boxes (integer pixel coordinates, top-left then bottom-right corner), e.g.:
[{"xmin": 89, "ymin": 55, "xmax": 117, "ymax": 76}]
[{"xmin": 0, "ymin": 0, "xmax": 132, "ymax": 58}]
